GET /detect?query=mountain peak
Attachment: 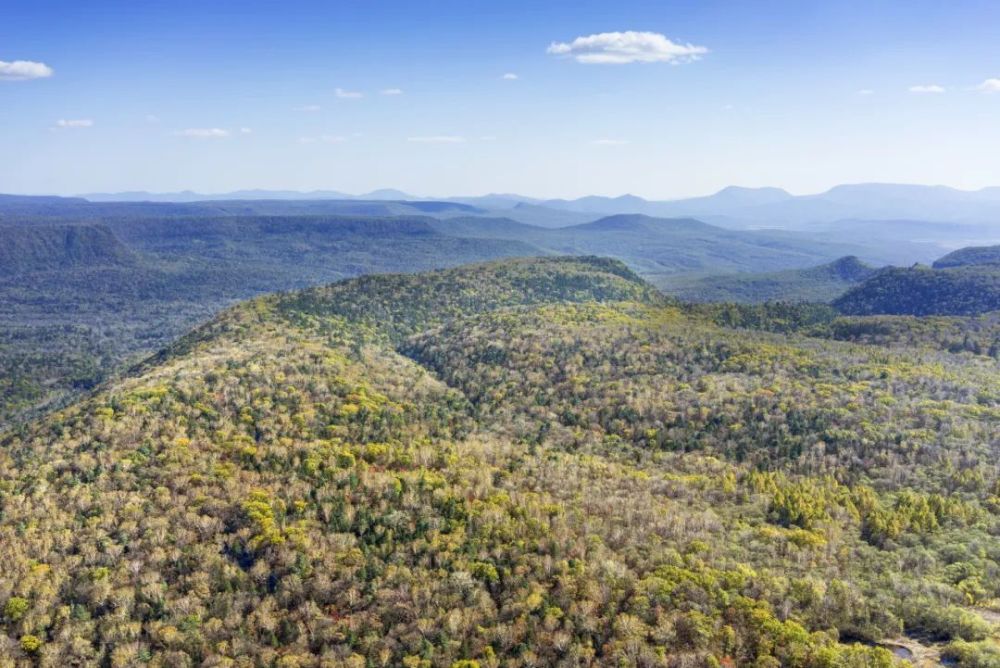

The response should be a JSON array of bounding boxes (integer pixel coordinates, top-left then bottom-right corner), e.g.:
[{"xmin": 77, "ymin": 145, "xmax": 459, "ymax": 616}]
[{"xmin": 823, "ymin": 255, "xmax": 875, "ymax": 281}]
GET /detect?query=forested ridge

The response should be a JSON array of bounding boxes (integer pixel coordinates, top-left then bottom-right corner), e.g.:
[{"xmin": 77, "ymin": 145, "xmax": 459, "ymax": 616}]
[
  {"xmin": 0, "ymin": 208, "xmax": 982, "ymax": 427},
  {"xmin": 834, "ymin": 265, "xmax": 1000, "ymax": 317},
  {"xmin": 1, "ymin": 257, "xmax": 999, "ymax": 666},
  {"xmin": 933, "ymin": 246, "xmax": 1000, "ymax": 270},
  {"xmin": 659, "ymin": 256, "xmax": 877, "ymax": 304}
]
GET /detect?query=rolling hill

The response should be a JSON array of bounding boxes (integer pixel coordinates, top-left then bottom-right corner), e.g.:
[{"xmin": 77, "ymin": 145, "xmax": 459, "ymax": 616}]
[
  {"xmin": 834, "ymin": 264, "xmax": 1000, "ymax": 316},
  {"xmin": 0, "ymin": 205, "xmax": 948, "ymax": 426},
  {"xmin": 1, "ymin": 257, "xmax": 998, "ymax": 665},
  {"xmin": 933, "ymin": 244, "xmax": 1000, "ymax": 269},
  {"xmin": 0, "ymin": 216, "xmax": 541, "ymax": 426},
  {"xmin": 660, "ymin": 256, "xmax": 878, "ymax": 304},
  {"xmin": 830, "ymin": 245, "xmax": 1000, "ymax": 317}
]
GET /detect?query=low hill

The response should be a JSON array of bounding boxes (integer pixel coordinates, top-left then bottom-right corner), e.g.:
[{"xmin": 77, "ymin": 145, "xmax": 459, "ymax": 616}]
[
  {"xmin": 834, "ymin": 264, "xmax": 1000, "ymax": 315},
  {"xmin": 933, "ymin": 244, "xmax": 1000, "ymax": 269},
  {"xmin": 2, "ymin": 256, "xmax": 997, "ymax": 665},
  {"xmin": 661, "ymin": 256, "xmax": 877, "ymax": 303},
  {"xmin": 0, "ymin": 224, "xmax": 136, "ymax": 276}
]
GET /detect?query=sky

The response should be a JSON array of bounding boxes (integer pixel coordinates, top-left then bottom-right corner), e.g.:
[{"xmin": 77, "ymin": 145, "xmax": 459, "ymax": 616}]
[{"xmin": 2, "ymin": 0, "xmax": 1000, "ymax": 199}]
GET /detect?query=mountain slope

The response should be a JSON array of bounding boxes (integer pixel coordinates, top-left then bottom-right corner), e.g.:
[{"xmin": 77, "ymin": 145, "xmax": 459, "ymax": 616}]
[
  {"xmin": 0, "ymin": 224, "xmax": 136, "ymax": 276},
  {"xmin": 0, "ymin": 216, "xmax": 544, "ymax": 426},
  {"xmin": 661, "ymin": 256, "xmax": 878, "ymax": 304},
  {"xmin": 2, "ymin": 257, "xmax": 998, "ymax": 664},
  {"xmin": 933, "ymin": 244, "xmax": 1000, "ymax": 269},
  {"xmin": 834, "ymin": 264, "xmax": 1000, "ymax": 316}
]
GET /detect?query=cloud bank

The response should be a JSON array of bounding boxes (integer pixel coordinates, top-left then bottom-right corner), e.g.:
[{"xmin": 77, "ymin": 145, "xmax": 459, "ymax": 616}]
[
  {"xmin": 407, "ymin": 136, "xmax": 465, "ymax": 143},
  {"xmin": 298, "ymin": 135, "xmax": 348, "ymax": 144},
  {"xmin": 547, "ymin": 31, "xmax": 707, "ymax": 64},
  {"xmin": 976, "ymin": 78, "xmax": 1000, "ymax": 93},
  {"xmin": 55, "ymin": 119, "xmax": 93, "ymax": 128},
  {"xmin": 0, "ymin": 59, "xmax": 53, "ymax": 80},
  {"xmin": 175, "ymin": 128, "xmax": 231, "ymax": 138},
  {"xmin": 909, "ymin": 84, "xmax": 945, "ymax": 94}
]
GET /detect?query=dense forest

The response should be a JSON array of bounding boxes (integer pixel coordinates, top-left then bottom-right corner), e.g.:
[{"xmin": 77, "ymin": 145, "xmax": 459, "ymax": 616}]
[
  {"xmin": 0, "ymin": 203, "xmax": 911, "ymax": 427},
  {"xmin": 834, "ymin": 265, "xmax": 1000, "ymax": 316},
  {"xmin": 0, "ymin": 207, "xmax": 994, "ymax": 428},
  {"xmin": 933, "ymin": 245, "xmax": 1000, "ymax": 270},
  {"xmin": 1, "ymin": 257, "xmax": 998, "ymax": 666}
]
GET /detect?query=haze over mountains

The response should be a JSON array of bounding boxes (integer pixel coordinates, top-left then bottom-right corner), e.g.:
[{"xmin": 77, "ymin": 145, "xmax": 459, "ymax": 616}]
[{"xmin": 77, "ymin": 182, "xmax": 1000, "ymax": 230}]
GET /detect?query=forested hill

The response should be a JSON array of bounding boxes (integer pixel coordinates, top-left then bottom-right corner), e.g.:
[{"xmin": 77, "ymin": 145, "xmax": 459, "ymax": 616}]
[
  {"xmin": 0, "ymin": 224, "xmax": 136, "ymax": 276},
  {"xmin": 660, "ymin": 255, "xmax": 877, "ymax": 304},
  {"xmin": 154, "ymin": 256, "xmax": 660, "ymax": 362},
  {"xmin": 834, "ymin": 264, "xmax": 1000, "ymax": 315},
  {"xmin": 2, "ymin": 256, "xmax": 999, "ymax": 665},
  {"xmin": 934, "ymin": 244, "xmax": 1000, "ymax": 269}
]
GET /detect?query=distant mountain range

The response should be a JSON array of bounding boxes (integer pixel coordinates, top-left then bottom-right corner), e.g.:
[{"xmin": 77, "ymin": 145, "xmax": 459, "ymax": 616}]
[
  {"xmin": 76, "ymin": 183, "xmax": 1000, "ymax": 229},
  {"xmin": 79, "ymin": 188, "xmax": 416, "ymax": 203}
]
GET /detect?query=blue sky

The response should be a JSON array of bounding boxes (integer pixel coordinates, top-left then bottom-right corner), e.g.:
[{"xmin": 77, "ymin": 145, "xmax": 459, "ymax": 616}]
[{"xmin": 2, "ymin": 0, "xmax": 1000, "ymax": 198}]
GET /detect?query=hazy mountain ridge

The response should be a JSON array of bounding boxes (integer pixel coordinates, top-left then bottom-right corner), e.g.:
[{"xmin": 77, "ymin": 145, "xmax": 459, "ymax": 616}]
[
  {"xmin": 60, "ymin": 182, "xmax": 1000, "ymax": 226},
  {"xmin": 0, "ymin": 195, "xmax": 485, "ymax": 221},
  {"xmin": 661, "ymin": 255, "xmax": 878, "ymax": 304}
]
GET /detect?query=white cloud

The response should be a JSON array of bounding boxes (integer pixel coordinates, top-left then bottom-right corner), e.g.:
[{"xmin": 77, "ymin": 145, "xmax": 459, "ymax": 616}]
[
  {"xmin": 175, "ymin": 128, "xmax": 230, "ymax": 138},
  {"xmin": 240, "ymin": 127, "xmax": 252, "ymax": 134},
  {"xmin": 54, "ymin": 119, "xmax": 93, "ymax": 128},
  {"xmin": 857, "ymin": 89, "xmax": 874, "ymax": 96},
  {"xmin": 298, "ymin": 135, "xmax": 348, "ymax": 144},
  {"xmin": 297, "ymin": 104, "xmax": 321, "ymax": 112},
  {"xmin": 547, "ymin": 31, "xmax": 707, "ymax": 65},
  {"xmin": 407, "ymin": 135, "xmax": 466, "ymax": 143},
  {"xmin": 909, "ymin": 84, "xmax": 945, "ymax": 94},
  {"xmin": 501, "ymin": 73, "xmax": 519, "ymax": 80},
  {"xmin": 380, "ymin": 88, "xmax": 403, "ymax": 95},
  {"xmin": 976, "ymin": 78, "xmax": 1000, "ymax": 93},
  {"xmin": 592, "ymin": 138, "xmax": 629, "ymax": 146},
  {"xmin": 0, "ymin": 59, "xmax": 54, "ymax": 81},
  {"xmin": 335, "ymin": 87, "xmax": 363, "ymax": 99}
]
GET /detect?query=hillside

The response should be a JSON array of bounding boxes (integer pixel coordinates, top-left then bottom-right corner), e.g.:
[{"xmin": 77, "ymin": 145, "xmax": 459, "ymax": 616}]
[
  {"xmin": 934, "ymin": 245, "xmax": 1000, "ymax": 269},
  {"xmin": 0, "ymin": 217, "xmax": 542, "ymax": 426},
  {"xmin": 2, "ymin": 257, "xmax": 999, "ymax": 665},
  {"xmin": 0, "ymin": 207, "xmax": 916, "ymax": 427},
  {"xmin": 0, "ymin": 224, "xmax": 136, "ymax": 276},
  {"xmin": 660, "ymin": 256, "xmax": 877, "ymax": 304},
  {"xmin": 834, "ymin": 264, "xmax": 1000, "ymax": 316}
]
